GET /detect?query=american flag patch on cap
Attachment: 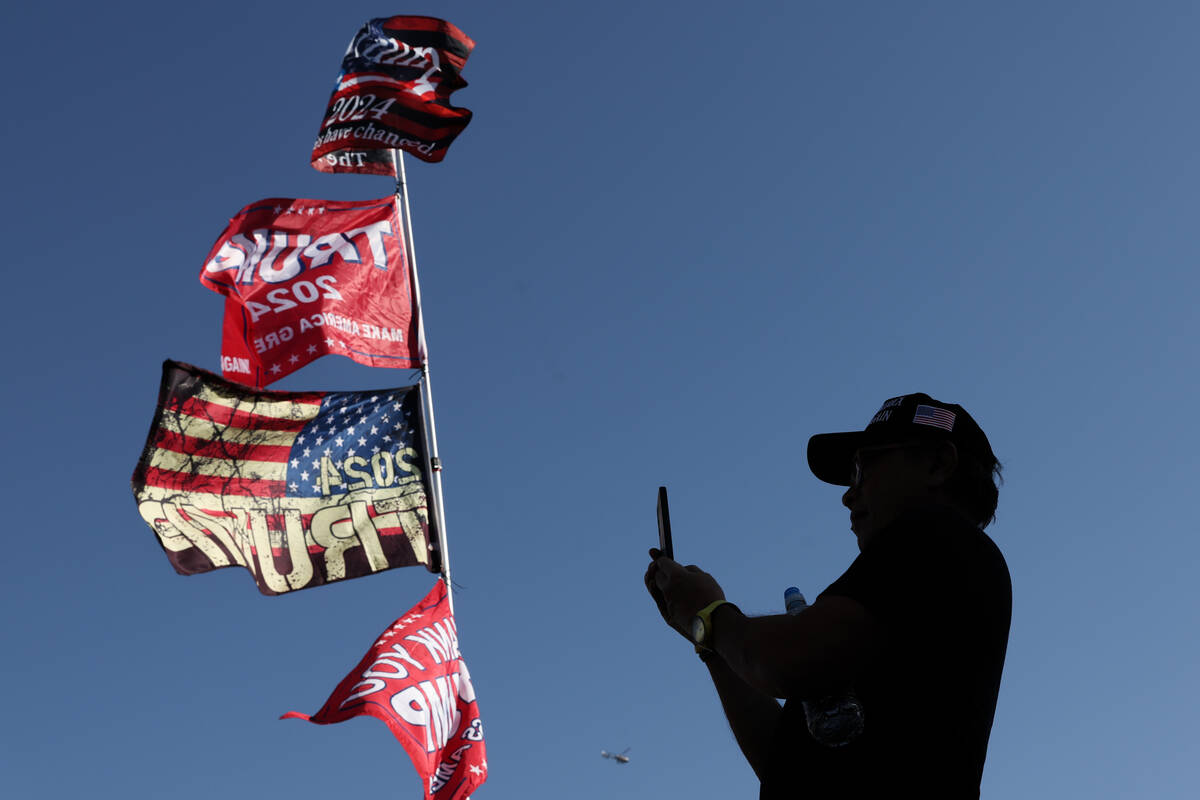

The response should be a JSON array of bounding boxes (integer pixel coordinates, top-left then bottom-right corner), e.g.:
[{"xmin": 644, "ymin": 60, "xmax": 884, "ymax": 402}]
[{"xmin": 913, "ymin": 404, "xmax": 956, "ymax": 431}]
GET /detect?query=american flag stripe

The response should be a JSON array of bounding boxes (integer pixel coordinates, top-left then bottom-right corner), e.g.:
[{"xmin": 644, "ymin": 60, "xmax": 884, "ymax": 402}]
[
  {"xmin": 151, "ymin": 429, "xmax": 293, "ymax": 464},
  {"xmin": 375, "ymin": 522, "xmax": 407, "ymax": 539},
  {"xmin": 173, "ymin": 393, "xmax": 320, "ymax": 431},
  {"xmin": 159, "ymin": 388, "xmax": 314, "ymax": 438},
  {"xmin": 158, "ymin": 413, "xmax": 303, "ymax": 448},
  {"xmin": 146, "ymin": 448, "xmax": 286, "ymax": 482},
  {"xmin": 186, "ymin": 381, "xmax": 325, "ymax": 412},
  {"xmin": 139, "ymin": 465, "xmax": 285, "ymax": 496}
]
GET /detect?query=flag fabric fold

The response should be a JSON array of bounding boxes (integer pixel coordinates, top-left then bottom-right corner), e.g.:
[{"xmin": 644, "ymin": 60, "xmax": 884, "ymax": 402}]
[
  {"xmin": 284, "ymin": 579, "xmax": 487, "ymax": 800},
  {"xmin": 131, "ymin": 360, "xmax": 438, "ymax": 595},
  {"xmin": 199, "ymin": 196, "xmax": 420, "ymax": 387},
  {"xmin": 312, "ymin": 15, "xmax": 475, "ymax": 173}
]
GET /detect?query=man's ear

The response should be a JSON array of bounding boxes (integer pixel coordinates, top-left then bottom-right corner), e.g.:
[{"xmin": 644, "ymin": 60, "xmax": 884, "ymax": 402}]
[{"xmin": 927, "ymin": 441, "xmax": 958, "ymax": 487}]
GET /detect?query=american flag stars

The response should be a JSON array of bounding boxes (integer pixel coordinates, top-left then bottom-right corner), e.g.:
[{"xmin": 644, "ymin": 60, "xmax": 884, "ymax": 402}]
[{"xmin": 284, "ymin": 385, "xmax": 422, "ymax": 499}]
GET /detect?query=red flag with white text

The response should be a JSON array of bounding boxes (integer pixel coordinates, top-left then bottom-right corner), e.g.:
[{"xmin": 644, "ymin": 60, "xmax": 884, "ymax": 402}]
[
  {"xmin": 199, "ymin": 196, "xmax": 420, "ymax": 387},
  {"xmin": 312, "ymin": 15, "xmax": 474, "ymax": 173},
  {"xmin": 283, "ymin": 580, "xmax": 487, "ymax": 800}
]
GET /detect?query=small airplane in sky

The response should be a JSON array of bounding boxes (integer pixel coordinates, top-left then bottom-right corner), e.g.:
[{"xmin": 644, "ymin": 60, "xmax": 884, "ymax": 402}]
[{"xmin": 601, "ymin": 748, "xmax": 631, "ymax": 764}]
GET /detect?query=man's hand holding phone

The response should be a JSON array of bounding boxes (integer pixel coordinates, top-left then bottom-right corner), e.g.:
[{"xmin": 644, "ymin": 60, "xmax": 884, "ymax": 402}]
[{"xmin": 646, "ymin": 487, "xmax": 725, "ymax": 637}]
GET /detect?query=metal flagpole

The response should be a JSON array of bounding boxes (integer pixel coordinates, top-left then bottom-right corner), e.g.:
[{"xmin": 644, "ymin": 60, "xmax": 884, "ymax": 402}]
[{"xmin": 392, "ymin": 148, "xmax": 455, "ymax": 614}]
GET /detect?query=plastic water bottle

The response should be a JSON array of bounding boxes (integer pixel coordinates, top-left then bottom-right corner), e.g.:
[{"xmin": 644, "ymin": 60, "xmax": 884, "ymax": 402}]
[{"xmin": 784, "ymin": 587, "xmax": 865, "ymax": 746}]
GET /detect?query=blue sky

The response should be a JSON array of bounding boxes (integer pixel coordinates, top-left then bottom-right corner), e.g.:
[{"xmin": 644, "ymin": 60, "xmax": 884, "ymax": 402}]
[{"xmin": 3, "ymin": 2, "xmax": 1198, "ymax": 797}]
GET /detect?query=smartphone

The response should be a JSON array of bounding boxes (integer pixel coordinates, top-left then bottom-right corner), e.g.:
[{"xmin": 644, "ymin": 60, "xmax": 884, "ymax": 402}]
[{"xmin": 656, "ymin": 486, "xmax": 673, "ymax": 560}]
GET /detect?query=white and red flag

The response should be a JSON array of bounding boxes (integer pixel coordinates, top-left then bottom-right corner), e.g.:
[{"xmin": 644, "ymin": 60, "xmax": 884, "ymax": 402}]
[
  {"xmin": 284, "ymin": 580, "xmax": 487, "ymax": 800},
  {"xmin": 199, "ymin": 196, "xmax": 419, "ymax": 387}
]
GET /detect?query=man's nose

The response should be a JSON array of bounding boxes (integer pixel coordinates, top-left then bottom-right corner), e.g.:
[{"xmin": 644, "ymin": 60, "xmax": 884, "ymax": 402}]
[{"xmin": 842, "ymin": 484, "xmax": 858, "ymax": 509}]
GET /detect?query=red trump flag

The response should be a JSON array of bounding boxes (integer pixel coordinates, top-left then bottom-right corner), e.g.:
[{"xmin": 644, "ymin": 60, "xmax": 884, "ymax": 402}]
[
  {"xmin": 284, "ymin": 579, "xmax": 487, "ymax": 800},
  {"xmin": 200, "ymin": 196, "xmax": 420, "ymax": 388},
  {"xmin": 312, "ymin": 15, "xmax": 475, "ymax": 173}
]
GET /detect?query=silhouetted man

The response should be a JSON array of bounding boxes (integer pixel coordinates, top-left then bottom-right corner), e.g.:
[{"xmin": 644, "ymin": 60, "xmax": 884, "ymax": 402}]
[{"xmin": 645, "ymin": 393, "xmax": 1010, "ymax": 799}]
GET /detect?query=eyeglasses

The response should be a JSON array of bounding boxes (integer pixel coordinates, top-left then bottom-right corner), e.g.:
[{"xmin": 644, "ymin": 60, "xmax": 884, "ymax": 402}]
[{"xmin": 849, "ymin": 442, "xmax": 929, "ymax": 488}]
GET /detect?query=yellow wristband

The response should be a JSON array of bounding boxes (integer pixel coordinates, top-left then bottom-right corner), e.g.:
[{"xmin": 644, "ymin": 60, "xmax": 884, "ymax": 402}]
[{"xmin": 691, "ymin": 599, "xmax": 734, "ymax": 650}]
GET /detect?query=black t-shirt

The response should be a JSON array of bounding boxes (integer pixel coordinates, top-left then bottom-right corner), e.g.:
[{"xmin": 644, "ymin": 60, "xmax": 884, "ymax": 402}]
[{"xmin": 760, "ymin": 506, "xmax": 1011, "ymax": 799}]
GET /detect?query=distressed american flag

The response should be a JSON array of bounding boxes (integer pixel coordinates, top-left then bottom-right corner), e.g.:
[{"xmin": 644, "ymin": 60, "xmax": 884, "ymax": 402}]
[{"xmin": 132, "ymin": 361, "xmax": 437, "ymax": 595}]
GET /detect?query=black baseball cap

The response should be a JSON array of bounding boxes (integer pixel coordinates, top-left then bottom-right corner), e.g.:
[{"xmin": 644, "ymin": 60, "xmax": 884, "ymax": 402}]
[{"xmin": 807, "ymin": 393, "xmax": 995, "ymax": 486}]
